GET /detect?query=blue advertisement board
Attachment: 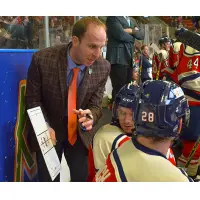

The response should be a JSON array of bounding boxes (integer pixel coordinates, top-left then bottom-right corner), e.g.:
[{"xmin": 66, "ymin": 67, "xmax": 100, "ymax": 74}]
[{"xmin": 0, "ymin": 49, "xmax": 38, "ymax": 182}]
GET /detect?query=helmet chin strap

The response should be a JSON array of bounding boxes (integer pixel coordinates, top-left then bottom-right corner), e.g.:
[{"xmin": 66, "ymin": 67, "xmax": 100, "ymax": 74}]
[
  {"xmin": 171, "ymin": 118, "xmax": 183, "ymax": 147},
  {"xmin": 177, "ymin": 118, "xmax": 183, "ymax": 134},
  {"xmin": 131, "ymin": 127, "xmax": 136, "ymax": 134}
]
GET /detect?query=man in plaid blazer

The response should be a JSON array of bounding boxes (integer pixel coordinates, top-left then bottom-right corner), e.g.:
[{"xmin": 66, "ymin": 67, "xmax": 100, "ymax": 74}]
[{"xmin": 25, "ymin": 17, "xmax": 110, "ymax": 182}]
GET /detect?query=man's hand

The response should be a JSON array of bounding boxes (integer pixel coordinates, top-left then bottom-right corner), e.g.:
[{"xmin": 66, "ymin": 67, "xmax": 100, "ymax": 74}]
[
  {"xmin": 124, "ymin": 27, "xmax": 139, "ymax": 35},
  {"xmin": 48, "ymin": 127, "xmax": 57, "ymax": 146},
  {"xmin": 124, "ymin": 28, "xmax": 133, "ymax": 34},
  {"xmin": 73, "ymin": 109, "xmax": 93, "ymax": 131},
  {"xmin": 134, "ymin": 27, "xmax": 139, "ymax": 31}
]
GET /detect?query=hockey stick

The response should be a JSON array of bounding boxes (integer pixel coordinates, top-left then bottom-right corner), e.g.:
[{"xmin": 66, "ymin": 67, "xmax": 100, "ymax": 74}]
[
  {"xmin": 156, "ymin": 53, "xmax": 163, "ymax": 80},
  {"xmin": 184, "ymin": 136, "xmax": 200, "ymax": 168},
  {"xmin": 138, "ymin": 54, "xmax": 143, "ymax": 85}
]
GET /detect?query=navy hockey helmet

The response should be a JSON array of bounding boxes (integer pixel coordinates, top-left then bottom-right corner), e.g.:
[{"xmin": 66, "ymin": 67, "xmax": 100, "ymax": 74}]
[
  {"xmin": 112, "ymin": 82, "xmax": 140, "ymax": 122},
  {"xmin": 135, "ymin": 80, "xmax": 190, "ymax": 138},
  {"xmin": 159, "ymin": 36, "xmax": 171, "ymax": 46},
  {"xmin": 192, "ymin": 16, "xmax": 200, "ymax": 29}
]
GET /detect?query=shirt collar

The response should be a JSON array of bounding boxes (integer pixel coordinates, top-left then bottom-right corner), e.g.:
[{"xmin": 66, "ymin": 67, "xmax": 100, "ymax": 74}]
[
  {"xmin": 132, "ymin": 136, "xmax": 167, "ymax": 159},
  {"xmin": 67, "ymin": 54, "xmax": 85, "ymax": 72}
]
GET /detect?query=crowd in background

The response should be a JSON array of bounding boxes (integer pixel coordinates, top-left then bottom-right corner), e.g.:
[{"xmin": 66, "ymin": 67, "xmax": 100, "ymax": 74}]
[
  {"xmin": 0, "ymin": 16, "xmax": 195, "ymax": 50},
  {"xmin": 0, "ymin": 16, "xmax": 74, "ymax": 49}
]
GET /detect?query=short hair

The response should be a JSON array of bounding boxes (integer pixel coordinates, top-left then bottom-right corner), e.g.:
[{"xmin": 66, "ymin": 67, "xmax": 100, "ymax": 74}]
[
  {"xmin": 72, "ymin": 17, "xmax": 106, "ymax": 40},
  {"xmin": 141, "ymin": 45, "xmax": 148, "ymax": 50},
  {"xmin": 137, "ymin": 135, "xmax": 173, "ymax": 143}
]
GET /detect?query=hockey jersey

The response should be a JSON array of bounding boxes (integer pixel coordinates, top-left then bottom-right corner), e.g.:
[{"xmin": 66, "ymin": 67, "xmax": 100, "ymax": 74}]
[
  {"xmin": 163, "ymin": 42, "xmax": 182, "ymax": 83},
  {"xmin": 152, "ymin": 49, "xmax": 169, "ymax": 80},
  {"xmin": 88, "ymin": 124, "xmax": 176, "ymax": 181},
  {"xmin": 87, "ymin": 124, "xmax": 131, "ymax": 181},
  {"xmin": 93, "ymin": 137, "xmax": 193, "ymax": 182},
  {"xmin": 176, "ymin": 43, "xmax": 200, "ymax": 106},
  {"xmin": 169, "ymin": 41, "xmax": 182, "ymax": 68}
]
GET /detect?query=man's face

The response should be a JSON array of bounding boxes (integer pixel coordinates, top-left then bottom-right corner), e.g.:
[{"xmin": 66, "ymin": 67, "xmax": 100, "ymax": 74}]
[
  {"xmin": 117, "ymin": 106, "xmax": 134, "ymax": 134},
  {"xmin": 164, "ymin": 42, "xmax": 171, "ymax": 51},
  {"xmin": 132, "ymin": 70, "xmax": 139, "ymax": 81},
  {"xmin": 72, "ymin": 24, "xmax": 106, "ymax": 67},
  {"xmin": 143, "ymin": 46, "xmax": 149, "ymax": 55}
]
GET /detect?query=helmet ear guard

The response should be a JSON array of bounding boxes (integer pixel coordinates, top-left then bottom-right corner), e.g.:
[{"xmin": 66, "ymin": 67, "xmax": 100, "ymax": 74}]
[
  {"xmin": 175, "ymin": 96, "xmax": 190, "ymax": 128},
  {"xmin": 182, "ymin": 105, "xmax": 190, "ymax": 128}
]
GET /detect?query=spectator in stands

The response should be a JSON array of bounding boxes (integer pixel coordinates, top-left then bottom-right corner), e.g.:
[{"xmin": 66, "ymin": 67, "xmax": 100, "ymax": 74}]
[
  {"xmin": 139, "ymin": 45, "xmax": 152, "ymax": 83},
  {"xmin": 5, "ymin": 17, "xmax": 26, "ymax": 40},
  {"xmin": 171, "ymin": 17, "xmax": 178, "ymax": 27},
  {"xmin": 132, "ymin": 66, "xmax": 139, "ymax": 84},
  {"xmin": 177, "ymin": 16, "xmax": 184, "ymax": 28},
  {"xmin": 177, "ymin": 16, "xmax": 183, "ymax": 24}
]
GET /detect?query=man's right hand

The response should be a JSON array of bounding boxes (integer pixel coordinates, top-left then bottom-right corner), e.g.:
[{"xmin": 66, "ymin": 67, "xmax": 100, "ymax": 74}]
[
  {"xmin": 48, "ymin": 127, "xmax": 57, "ymax": 146},
  {"xmin": 124, "ymin": 27, "xmax": 139, "ymax": 35},
  {"xmin": 124, "ymin": 28, "xmax": 133, "ymax": 34}
]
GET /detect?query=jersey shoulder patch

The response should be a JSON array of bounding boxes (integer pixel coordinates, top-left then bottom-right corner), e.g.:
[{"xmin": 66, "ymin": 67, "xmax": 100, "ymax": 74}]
[
  {"xmin": 159, "ymin": 49, "xmax": 169, "ymax": 60},
  {"xmin": 185, "ymin": 45, "xmax": 200, "ymax": 54},
  {"xmin": 173, "ymin": 42, "xmax": 182, "ymax": 52}
]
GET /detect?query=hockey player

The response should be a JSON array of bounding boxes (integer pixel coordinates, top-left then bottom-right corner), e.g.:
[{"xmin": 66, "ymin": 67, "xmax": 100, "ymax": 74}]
[
  {"xmin": 176, "ymin": 17, "xmax": 200, "ymax": 179},
  {"xmin": 162, "ymin": 39, "xmax": 182, "ymax": 83},
  {"xmin": 93, "ymin": 80, "xmax": 192, "ymax": 182},
  {"xmin": 152, "ymin": 37, "xmax": 171, "ymax": 80},
  {"xmin": 88, "ymin": 82, "xmax": 176, "ymax": 181},
  {"xmin": 87, "ymin": 82, "xmax": 140, "ymax": 181}
]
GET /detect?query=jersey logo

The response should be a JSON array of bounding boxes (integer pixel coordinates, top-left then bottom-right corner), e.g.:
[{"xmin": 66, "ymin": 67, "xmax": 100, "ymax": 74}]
[
  {"xmin": 95, "ymin": 164, "xmax": 111, "ymax": 182},
  {"xmin": 122, "ymin": 98, "xmax": 133, "ymax": 102},
  {"xmin": 152, "ymin": 60, "xmax": 157, "ymax": 73}
]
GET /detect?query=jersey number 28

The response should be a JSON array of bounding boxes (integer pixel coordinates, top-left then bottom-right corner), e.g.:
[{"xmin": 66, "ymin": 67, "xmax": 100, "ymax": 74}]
[{"xmin": 142, "ymin": 111, "xmax": 154, "ymax": 122}]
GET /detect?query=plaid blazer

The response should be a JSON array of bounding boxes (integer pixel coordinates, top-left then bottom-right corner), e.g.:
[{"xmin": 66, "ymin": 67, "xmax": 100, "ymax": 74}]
[{"xmin": 26, "ymin": 43, "xmax": 110, "ymax": 151}]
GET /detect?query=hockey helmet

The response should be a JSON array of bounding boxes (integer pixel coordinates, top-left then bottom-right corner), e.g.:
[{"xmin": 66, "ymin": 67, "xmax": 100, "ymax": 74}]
[
  {"xmin": 112, "ymin": 82, "xmax": 140, "ymax": 122},
  {"xmin": 135, "ymin": 80, "xmax": 190, "ymax": 138},
  {"xmin": 159, "ymin": 36, "xmax": 171, "ymax": 46}
]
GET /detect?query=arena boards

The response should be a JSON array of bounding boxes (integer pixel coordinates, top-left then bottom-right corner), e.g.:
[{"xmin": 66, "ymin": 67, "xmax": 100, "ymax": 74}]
[{"xmin": 0, "ymin": 50, "xmax": 38, "ymax": 181}]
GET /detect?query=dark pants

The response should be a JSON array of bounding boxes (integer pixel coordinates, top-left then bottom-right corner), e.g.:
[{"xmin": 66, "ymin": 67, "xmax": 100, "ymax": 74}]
[
  {"xmin": 110, "ymin": 64, "xmax": 132, "ymax": 101},
  {"xmin": 36, "ymin": 134, "xmax": 88, "ymax": 182}
]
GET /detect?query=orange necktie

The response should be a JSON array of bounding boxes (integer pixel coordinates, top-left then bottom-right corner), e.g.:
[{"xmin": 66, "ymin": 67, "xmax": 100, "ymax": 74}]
[{"xmin": 68, "ymin": 68, "xmax": 80, "ymax": 145}]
